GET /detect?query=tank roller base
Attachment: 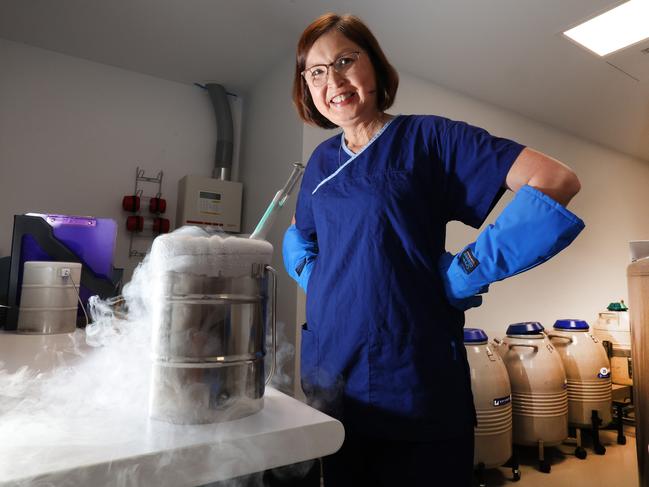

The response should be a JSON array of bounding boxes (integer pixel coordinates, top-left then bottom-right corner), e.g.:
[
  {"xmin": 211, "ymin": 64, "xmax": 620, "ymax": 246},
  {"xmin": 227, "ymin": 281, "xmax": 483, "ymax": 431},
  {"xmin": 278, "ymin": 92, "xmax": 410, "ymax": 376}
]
[
  {"xmin": 511, "ymin": 443, "xmax": 557, "ymax": 474},
  {"xmin": 591, "ymin": 410, "xmax": 606, "ymax": 455},
  {"xmin": 474, "ymin": 457, "xmax": 522, "ymax": 486},
  {"xmin": 566, "ymin": 410, "xmax": 607, "ymax": 458},
  {"xmin": 503, "ymin": 453, "xmax": 521, "ymax": 482},
  {"xmin": 574, "ymin": 428, "xmax": 588, "ymax": 459},
  {"xmin": 538, "ymin": 440, "xmax": 551, "ymax": 473}
]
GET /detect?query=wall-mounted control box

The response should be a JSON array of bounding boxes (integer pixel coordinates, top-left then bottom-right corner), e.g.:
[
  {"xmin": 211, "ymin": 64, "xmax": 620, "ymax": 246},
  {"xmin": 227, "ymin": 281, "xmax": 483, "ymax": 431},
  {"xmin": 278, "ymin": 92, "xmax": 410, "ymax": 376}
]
[{"xmin": 176, "ymin": 175, "xmax": 242, "ymax": 232}]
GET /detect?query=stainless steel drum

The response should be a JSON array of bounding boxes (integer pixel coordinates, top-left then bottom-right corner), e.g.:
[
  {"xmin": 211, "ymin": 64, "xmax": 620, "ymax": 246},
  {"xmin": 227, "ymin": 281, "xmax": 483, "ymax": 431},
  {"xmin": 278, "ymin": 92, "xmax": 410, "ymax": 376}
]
[
  {"xmin": 464, "ymin": 328, "xmax": 514, "ymax": 474},
  {"xmin": 496, "ymin": 322, "xmax": 568, "ymax": 451},
  {"xmin": 548, "ymin": 320, "xmax": 612, "ymax": 428},
  {"xmin": 149, "ymin": 262, "xmax": 277, "ymax": 424},
  {"xmin": 17, "ymin": 261, "xmax": 82, "ymax": 334}
]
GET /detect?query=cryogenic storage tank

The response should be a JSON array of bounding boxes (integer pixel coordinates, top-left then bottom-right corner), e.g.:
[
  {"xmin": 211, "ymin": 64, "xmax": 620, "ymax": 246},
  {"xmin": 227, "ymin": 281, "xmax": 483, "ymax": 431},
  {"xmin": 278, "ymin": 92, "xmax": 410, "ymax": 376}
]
[
  {"xmin": 549, "ymin": 319, "xmax": 611, "ymax": 458},
  {"xmin": 464, "ymin": 328, "xmax": 513, "ymax": 471},
  {"xmin": 548, "ymin": 320, "xmax": 612, "ymax": 428},
  {"xmin": 594, "ymin": 302, "xmax": 632, "ymax": 386},
  {"xmin": 496, "ymin": 323, "xmax": 568, "ymax": 449},
  {"xmin": 147, "ymin": 228, "xmax": 276, "ymax": 424}
]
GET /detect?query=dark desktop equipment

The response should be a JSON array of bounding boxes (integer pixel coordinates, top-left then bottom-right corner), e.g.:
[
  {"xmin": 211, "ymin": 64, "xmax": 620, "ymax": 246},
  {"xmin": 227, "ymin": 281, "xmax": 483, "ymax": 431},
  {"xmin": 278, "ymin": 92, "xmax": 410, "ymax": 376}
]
[{"xmin": 0, "ymin": 214, "xmax": 123, "ymax": 331}]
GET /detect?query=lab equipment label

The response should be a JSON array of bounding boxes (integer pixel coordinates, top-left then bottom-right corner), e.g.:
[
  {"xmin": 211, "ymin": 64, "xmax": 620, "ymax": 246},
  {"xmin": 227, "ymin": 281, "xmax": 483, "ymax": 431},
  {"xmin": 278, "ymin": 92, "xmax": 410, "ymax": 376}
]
[
  {"xmin": 598, "ymin": 367, "xmax": 611, "ymax": 379},
  {"xmin": 493, "ymin": 395, "xmax": 511, "ymax": 407}
]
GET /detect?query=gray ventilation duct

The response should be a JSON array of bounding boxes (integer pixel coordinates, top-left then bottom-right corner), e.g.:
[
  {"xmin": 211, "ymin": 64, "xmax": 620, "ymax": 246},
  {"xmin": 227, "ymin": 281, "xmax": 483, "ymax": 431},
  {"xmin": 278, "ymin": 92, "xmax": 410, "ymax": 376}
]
[{"xmin": 206, "ymin": 83, "xmax": 233, "ymax": 181}]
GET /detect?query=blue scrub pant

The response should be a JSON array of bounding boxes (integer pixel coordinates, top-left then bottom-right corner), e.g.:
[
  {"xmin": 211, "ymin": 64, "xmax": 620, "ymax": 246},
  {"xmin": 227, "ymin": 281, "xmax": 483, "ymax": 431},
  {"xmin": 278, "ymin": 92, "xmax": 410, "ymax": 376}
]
[{"xmin": 321, "ymin": 429, "xmax": 475, "ymax": 487}]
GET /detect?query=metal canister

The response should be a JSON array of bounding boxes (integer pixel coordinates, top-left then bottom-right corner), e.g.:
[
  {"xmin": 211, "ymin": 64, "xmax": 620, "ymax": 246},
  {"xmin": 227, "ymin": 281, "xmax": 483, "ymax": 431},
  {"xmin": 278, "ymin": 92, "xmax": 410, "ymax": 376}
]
[
  {"xmin": 548, "ymin": 319, "xmax": 612, "ymax": 428},
  {"xmin": 464, "ymin": 328, "xmax": 512, "ymax": 469},
  {"xmin": 496, "ymin": 322, "xmax": 568, "ymax": 447},
  {"xmin": 17, "ymin": 261, "xmax": 82, "ymax": 334},
  {"xmin": 149, "ymin": 262, "xmax": 276, "ymax": 424}
]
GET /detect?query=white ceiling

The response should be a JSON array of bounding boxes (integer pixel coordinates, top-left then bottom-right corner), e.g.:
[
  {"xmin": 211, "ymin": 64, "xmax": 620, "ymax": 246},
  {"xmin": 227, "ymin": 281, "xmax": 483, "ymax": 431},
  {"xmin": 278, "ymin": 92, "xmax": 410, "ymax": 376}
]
[{"xmin": 1, "ymin": 0, "xmax": 648, "ymax": 161}]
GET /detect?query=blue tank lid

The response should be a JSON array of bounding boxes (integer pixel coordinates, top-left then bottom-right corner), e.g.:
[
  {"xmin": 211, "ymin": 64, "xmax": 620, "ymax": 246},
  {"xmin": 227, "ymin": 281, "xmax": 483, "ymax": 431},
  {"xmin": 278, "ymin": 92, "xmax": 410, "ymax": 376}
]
[
  {"xmin": 506, "ymin": 322, "xmax": 544, "ymax": 335},
  {"xmin": 464, "ymin": 328, "xmax": 488, "ymax": 343},
  {"xmin": 553, "ymin": 319, "xmax": 589, "ymax": 330}
]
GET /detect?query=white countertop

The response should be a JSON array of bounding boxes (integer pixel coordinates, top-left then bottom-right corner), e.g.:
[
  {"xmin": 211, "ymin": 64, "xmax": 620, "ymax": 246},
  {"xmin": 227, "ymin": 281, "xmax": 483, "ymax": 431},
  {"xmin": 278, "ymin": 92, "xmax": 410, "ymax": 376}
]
[
  {"xmin": 0, "ymin": 387, "xmax": 344, "ymax": 486},
  {"xmin": 0, "ymin": 330, "xmax": 343, "ymax": 486}
]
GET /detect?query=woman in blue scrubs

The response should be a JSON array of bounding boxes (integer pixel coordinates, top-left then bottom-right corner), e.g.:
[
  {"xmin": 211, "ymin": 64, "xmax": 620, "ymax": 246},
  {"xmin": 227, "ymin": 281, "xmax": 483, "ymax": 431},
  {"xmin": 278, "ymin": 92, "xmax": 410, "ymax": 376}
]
[{"xmin": 284, "ymin": 13, "xmax": 583, "ymax": 487}]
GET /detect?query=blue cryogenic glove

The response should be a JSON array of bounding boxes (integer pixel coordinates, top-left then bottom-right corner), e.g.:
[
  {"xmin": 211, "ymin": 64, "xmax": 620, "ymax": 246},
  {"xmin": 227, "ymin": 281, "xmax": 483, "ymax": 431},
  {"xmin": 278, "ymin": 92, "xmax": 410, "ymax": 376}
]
[
  {"xmin": 439, "ymin": 185, "xmax": 585, "ymax": 311},
  {"xmin": 283, "ymin": 224, "xmax": 318, "ymax": 292}
]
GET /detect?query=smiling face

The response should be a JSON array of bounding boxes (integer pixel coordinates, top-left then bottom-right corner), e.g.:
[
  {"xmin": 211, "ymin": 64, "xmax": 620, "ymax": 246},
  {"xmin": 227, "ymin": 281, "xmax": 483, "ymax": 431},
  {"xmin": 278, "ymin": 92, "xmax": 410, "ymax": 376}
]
[{"xmin": 304, "ymin": 30, "xmax": 380, "ymax": 130}]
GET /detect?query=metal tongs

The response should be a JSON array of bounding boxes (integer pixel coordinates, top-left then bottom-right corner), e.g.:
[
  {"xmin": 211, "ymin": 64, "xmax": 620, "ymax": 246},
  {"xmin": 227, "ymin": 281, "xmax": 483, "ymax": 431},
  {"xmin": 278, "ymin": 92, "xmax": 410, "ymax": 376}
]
[{"xmin": 250, "ymin": 162, "xmax": 304, "ymax": 240}]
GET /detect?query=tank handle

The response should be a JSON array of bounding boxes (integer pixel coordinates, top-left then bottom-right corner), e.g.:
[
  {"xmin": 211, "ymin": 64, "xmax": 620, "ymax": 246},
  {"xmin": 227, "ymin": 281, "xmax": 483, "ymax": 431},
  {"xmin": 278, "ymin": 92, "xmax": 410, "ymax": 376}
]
[
  {"xmin": 508, "ymin": 343, "xmax": 539, "ymax": 352},
  {"xmin": 547, "ymin": 333, "xmax": 574, "ymax": 343},
  {"xmin": 265, "ymin": 265, "xmax": 277, "ymax": 386}
]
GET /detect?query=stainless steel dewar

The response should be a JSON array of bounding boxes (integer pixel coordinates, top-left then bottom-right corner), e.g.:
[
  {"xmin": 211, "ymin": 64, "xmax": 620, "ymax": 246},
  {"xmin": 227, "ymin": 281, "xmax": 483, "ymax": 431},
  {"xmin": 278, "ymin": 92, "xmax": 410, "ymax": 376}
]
[
  {"xmin": 153, "ymin": 271, "xmax": 267, "ymax": 361},
  {"xmin": 149, "ymin": 262, "xmax": 277, "ymax": 424}
]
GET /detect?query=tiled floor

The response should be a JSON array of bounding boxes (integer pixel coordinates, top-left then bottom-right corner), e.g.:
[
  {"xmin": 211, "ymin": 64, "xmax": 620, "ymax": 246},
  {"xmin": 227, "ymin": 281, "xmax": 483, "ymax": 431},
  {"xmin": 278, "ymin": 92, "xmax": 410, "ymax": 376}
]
[{"xmin": 476, "ymin": 428, "xmax": 638, "ymax": 487}]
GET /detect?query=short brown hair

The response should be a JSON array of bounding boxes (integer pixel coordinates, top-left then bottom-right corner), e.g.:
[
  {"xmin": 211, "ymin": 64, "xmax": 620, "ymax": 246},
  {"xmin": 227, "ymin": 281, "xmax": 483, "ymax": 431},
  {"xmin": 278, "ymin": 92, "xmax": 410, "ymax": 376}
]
[{"xmin": 292, "ymin": 13, "xmax": 399, "ymax": 129}]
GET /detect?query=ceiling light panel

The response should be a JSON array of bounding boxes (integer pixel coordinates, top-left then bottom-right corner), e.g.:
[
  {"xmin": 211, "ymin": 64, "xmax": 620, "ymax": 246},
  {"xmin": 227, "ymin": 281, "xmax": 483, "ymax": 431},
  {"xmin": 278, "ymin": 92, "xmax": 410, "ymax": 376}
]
[{"xmin": 564, "ymin": 0, "xmax": 649, "ymax": 56}]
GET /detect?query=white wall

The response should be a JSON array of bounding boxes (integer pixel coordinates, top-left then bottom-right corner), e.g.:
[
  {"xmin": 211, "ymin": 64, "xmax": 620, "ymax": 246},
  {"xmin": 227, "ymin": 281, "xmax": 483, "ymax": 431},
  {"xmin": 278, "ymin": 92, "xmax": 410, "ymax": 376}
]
[
  {"xmin": 300, "ymin": 70, "xmax": 649, "ymax": 343},
  {"xmin": 0, "ymin": 38, "xmax": 303, "ymax": 395},
  {"xmin": 238, "ymin": 58, "xmax": 303, "ymax": 394},
  {"xmin": 5, "ymin": 36, "xmax": 647, "ymax": 394},
  {"xmin": 0, "ymin": 39, "xmax": 242, "ymax": 276}
]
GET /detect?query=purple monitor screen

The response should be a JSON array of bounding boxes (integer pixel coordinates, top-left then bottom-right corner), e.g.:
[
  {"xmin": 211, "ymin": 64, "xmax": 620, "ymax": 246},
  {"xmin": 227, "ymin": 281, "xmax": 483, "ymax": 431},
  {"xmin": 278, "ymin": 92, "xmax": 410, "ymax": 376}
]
[{"xmin": 21, "ymin": 214, "xmax": 117, "ymax": 279}]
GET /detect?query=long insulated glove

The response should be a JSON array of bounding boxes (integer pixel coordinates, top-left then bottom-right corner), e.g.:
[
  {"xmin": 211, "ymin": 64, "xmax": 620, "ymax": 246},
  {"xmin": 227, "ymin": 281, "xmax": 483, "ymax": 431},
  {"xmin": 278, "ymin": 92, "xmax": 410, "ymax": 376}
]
[
  {"xmin": 439, "ymin": 185, "xmax": 585, "ymax": 310},
  {"xmin": 283, "ymin": 224, "xmax": 318, "ymax": 292}
]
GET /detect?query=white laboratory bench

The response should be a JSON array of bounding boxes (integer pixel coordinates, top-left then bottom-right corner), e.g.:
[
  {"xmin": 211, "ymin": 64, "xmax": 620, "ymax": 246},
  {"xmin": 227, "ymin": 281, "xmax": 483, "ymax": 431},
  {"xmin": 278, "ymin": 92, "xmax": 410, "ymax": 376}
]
[
  {"xmin": 0, "ymin": 387, "xmax": 344, "ymax": 486},
  {"xmin": 0, "ymin": 330, "xmax": 343, "ymax": 485}
]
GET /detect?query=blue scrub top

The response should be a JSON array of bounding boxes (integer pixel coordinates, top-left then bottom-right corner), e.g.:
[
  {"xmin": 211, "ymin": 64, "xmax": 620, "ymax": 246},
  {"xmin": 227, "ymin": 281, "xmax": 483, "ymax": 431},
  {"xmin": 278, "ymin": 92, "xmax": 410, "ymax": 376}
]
[{"xmin": 295, "ymin": 114, "xmax": 525, "ymax": 440}]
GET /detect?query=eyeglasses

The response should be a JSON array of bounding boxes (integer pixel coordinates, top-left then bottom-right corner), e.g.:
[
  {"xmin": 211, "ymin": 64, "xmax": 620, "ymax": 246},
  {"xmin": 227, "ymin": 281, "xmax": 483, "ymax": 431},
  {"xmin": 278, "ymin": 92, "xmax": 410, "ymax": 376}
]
[{"xmin": 301, "ymin": 51, "xmax": 361, "ymax": 87}]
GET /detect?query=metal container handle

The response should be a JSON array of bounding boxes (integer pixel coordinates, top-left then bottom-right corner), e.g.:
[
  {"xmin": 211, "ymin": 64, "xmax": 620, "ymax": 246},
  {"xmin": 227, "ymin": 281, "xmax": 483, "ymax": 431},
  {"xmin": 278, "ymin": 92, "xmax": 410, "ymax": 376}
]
[
  {"xmin": 265, "ymin": 265, "xmax": 277, "ymax": 385},
  {"xmin": 547, "ymin": 333, "xmax": 574, "ymax": 343},
  {"xmin": 508, "ymin": 343, "xmax": 539, "ymax": 351}
]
